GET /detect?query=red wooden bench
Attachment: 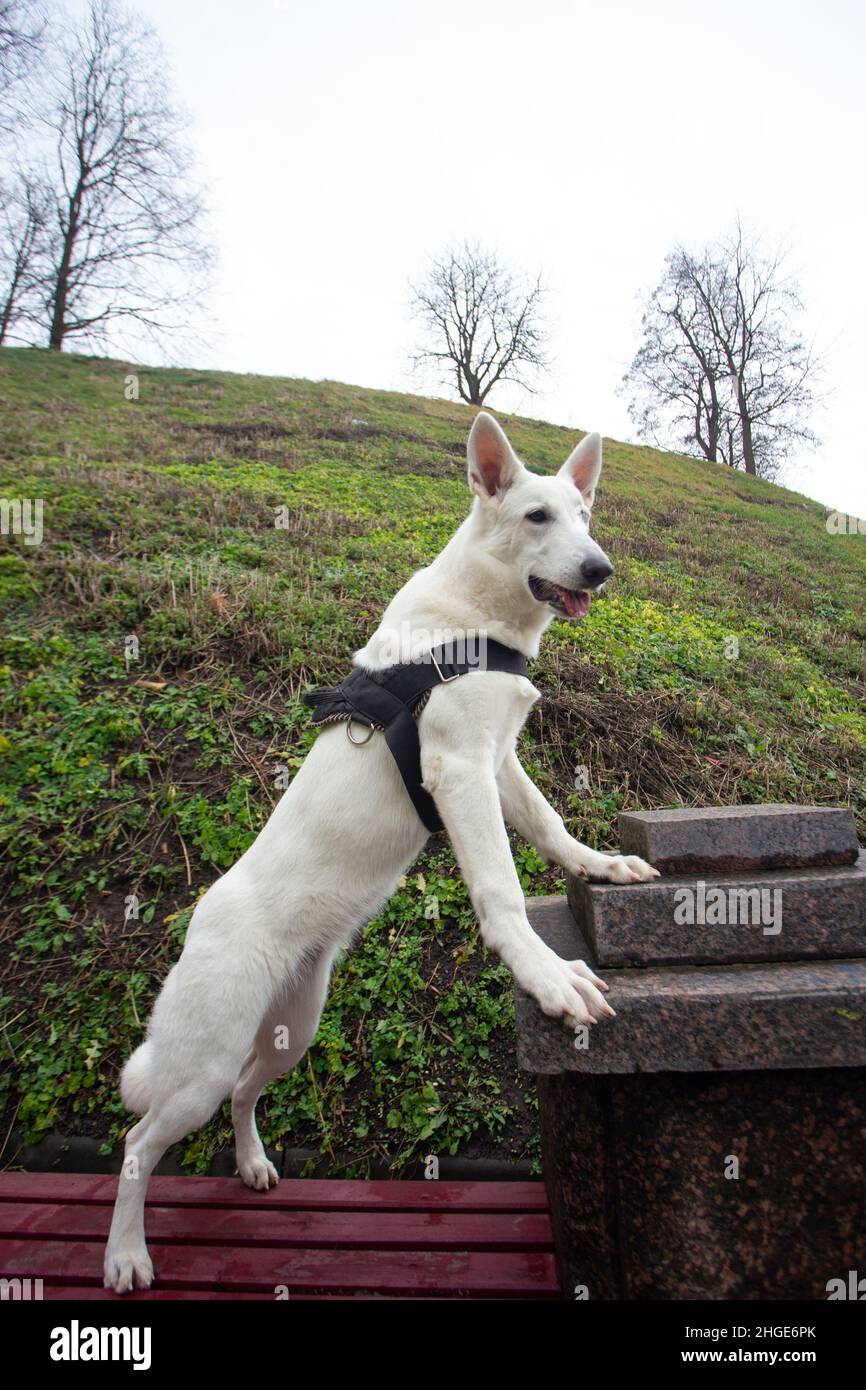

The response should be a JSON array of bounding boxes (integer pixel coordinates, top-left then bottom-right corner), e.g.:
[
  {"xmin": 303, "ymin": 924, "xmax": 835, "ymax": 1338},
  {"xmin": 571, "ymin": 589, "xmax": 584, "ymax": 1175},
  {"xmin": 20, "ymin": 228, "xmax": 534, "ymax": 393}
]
[{"xmin": 0, "ymin": 1171, "xmax": 560, "ymax": 1300}]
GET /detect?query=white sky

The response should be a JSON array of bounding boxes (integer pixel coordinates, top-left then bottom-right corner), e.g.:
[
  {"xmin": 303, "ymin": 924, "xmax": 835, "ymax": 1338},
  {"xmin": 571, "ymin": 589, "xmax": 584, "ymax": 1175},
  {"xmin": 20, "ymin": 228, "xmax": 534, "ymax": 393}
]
[{"xmin": 65, "ymin": 0, "xmax": 866, "ymax": 517}]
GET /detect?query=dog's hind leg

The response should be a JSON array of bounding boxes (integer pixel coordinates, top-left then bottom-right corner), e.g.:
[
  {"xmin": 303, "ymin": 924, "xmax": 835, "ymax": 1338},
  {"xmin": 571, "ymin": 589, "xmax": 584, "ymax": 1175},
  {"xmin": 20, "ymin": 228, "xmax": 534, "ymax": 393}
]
[
  {"xmin": 105, "ymin": 945, "xmax": 270, "ymax": 1294},
  {"xmin": 231, "ymin": 945, "xmax": 336, "ymax": 1191},
  {"xmin": 104, "ymin": 1070, "xmax": 240, "ymax": 1294}
]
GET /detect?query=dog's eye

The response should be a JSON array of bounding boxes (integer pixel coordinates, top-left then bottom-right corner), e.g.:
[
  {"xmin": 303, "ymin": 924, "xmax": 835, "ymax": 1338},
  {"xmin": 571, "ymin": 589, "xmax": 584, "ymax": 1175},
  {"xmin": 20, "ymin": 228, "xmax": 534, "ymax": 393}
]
[{"xmin": 525, "ymin": 509, "xmax": 549, "ymax": 524}]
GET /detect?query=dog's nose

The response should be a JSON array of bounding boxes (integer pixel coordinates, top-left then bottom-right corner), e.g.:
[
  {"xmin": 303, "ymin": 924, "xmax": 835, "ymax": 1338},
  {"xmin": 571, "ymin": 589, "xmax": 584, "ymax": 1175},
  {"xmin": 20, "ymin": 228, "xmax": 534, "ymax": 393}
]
[{"xmin": 580, "ymin": 556, "xmax": 613, "ymax": 588}]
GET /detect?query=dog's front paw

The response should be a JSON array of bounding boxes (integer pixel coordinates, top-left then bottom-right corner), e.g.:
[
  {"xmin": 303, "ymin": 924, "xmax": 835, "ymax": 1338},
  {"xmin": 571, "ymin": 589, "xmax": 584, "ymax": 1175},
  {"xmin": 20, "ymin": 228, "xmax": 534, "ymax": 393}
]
[
  {"xmin": 103, "ymin": 1242, "xmax": 154, "ymax": 1295},
  {"xmin": 590, "ymin": 853, "xmax": 660, "ymax": 885},
  {"xmin": 524, "ymin": 953, "xmax": 615, "ymax": 1029}
]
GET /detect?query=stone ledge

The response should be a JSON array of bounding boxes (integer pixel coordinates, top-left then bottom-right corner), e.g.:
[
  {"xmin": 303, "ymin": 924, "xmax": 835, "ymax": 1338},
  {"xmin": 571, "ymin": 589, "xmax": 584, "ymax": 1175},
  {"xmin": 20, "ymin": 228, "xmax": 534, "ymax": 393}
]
[
  {"xmin": 566, "ymin": 852, "xmax": 866, "ymax": 967},
  {"xmin": 618, "ymin": 803, "xmax": 859, "ymax": 875},
  {"xmin": 518, "ymin": 897, "xmax": 866, "ymax": 1075}
]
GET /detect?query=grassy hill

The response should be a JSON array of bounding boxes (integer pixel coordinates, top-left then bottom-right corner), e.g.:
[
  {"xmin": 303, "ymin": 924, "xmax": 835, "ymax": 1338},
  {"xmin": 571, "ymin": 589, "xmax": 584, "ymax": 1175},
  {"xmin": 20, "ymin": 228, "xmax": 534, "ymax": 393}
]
[{"xmin": 1, "ymin": 345, "xmax": 864, "ymax": 1176}]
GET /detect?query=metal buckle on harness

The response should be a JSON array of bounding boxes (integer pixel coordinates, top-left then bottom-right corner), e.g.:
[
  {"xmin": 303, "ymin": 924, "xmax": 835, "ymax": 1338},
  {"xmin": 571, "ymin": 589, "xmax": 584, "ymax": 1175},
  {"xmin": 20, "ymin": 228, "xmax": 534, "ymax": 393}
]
[
  {"xmin": 347, "ymin": 720, "xmax": 375, "ymax": 745},
  {"xmin": 430, "ymin": 653, "xmax": 460, "ymax": 684}
]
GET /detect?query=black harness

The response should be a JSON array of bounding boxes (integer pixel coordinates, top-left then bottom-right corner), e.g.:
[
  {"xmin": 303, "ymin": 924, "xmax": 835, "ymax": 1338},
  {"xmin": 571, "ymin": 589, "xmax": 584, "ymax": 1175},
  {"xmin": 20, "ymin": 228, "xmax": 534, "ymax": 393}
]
[{"xmin": 303, "ymin": 638, "xmax": 529, "ymax": 834}]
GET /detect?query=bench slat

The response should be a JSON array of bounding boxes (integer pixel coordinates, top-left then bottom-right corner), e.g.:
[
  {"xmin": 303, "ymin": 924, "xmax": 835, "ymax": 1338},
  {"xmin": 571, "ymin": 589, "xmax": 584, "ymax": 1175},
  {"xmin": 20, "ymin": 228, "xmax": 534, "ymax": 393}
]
[
  {"xmin": 13, "ymin": 1284, "xmax": 423, "ymax": 1300},
  {"xmin": 0, "ymin": 1172, "xmax": 547, "ymax": 1212},
  {"xmin": 0, "ymin": 1237, "xmax": 559, "ymax": 1297},
  {"xmin": 0, "ymin": 1200, "xmax": 553, "ymax": 1251}
]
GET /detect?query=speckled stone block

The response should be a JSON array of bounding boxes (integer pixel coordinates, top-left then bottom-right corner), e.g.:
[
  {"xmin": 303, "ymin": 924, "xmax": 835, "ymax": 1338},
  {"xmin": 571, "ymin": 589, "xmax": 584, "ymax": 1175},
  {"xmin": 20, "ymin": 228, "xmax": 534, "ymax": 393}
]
[
  {"xmin": 618, "ymin": 804, "xmax": 859, "ymax": 875},
  {"xmin": 519, "ymin": 891, "xmax": 866, "ymax": 1299},
  {"xmin": 519, "ymin": 897, "xmax": 866, "ymax": 1074},
  {"xmin": 566, "ymin": 852, "xmax": 866, "ymax": 968},
  {"xmin": 538, "ymin": 1069, "xmax": 866, "ymax": 1300}
]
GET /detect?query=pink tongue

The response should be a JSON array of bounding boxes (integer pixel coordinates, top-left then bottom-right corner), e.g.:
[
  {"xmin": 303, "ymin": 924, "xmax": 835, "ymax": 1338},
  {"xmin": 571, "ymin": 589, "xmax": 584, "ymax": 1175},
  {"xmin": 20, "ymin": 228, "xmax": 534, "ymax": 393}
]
[{"xmin": 562, "ymin": 588, "xmax": 591, "ymax": 618}]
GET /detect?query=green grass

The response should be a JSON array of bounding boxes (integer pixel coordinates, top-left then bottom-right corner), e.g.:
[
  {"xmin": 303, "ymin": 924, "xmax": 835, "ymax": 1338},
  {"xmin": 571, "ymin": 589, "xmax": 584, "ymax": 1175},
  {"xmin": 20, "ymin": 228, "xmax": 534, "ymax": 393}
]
[{"xmin": 1, "ymin": 345, "xmax": 864, "ymax": 1175}]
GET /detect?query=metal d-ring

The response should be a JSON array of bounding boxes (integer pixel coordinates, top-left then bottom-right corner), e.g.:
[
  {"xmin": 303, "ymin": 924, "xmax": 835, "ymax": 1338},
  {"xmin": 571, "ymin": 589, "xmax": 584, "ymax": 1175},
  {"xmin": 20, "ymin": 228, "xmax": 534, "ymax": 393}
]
[{"xmin": 347, "ymin": 720, "xmax": 375, "ymax": 746}]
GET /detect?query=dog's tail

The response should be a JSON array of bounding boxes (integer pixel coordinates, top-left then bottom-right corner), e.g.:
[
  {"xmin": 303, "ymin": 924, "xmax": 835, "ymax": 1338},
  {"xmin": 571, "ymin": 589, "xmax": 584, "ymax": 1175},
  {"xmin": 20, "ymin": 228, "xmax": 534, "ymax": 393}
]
[{"xmin": 120, "ymin": 1039, "xmax": 155, "ymax": 1115}]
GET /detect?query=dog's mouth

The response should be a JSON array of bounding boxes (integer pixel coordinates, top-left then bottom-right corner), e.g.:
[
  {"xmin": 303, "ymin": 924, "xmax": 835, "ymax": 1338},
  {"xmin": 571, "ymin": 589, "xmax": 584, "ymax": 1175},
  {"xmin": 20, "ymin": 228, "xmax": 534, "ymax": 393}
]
[{"xmin": 528, "ymin": 575, "xmax": 592, "ymax": 619}]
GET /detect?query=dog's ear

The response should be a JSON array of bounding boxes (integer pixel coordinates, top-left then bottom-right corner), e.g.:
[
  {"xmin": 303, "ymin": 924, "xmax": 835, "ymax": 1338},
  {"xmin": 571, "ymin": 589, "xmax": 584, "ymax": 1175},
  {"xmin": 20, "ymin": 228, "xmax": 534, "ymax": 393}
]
[
  {"xmin": 559, "ymin": 432, "xmax": 602, "ymax": 508},
  {"xmin": 467, "ymin": 412, "xmax": 522, "ymax": 500}
]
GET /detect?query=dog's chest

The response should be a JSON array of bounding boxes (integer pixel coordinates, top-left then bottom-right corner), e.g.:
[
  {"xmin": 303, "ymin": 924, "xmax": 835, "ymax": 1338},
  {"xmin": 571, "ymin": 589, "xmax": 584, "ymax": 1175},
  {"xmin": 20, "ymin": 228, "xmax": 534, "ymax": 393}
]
[
  {"xmin": 420, "ymin": 670, "xmax": 541, "ymax": 764},
  {"xmin": 491, "ymin": 673, "xmax": 542, "ymax": 745}
]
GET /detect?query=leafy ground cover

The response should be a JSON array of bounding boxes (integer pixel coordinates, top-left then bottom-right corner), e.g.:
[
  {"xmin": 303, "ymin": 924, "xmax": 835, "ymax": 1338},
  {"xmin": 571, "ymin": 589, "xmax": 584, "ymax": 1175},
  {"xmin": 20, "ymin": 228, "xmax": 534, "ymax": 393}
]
[{"xmin": 1, "ymin": 347, "xmax": 863, "ymax": 1174}]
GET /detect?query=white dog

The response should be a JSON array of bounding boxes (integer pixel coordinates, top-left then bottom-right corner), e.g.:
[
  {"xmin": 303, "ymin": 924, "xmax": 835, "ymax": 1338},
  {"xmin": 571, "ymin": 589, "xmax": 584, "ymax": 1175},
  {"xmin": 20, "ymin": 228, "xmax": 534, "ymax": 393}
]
[{"xmin": 103, "ymin": 411, "xmax": 658, "ymax": 1294}]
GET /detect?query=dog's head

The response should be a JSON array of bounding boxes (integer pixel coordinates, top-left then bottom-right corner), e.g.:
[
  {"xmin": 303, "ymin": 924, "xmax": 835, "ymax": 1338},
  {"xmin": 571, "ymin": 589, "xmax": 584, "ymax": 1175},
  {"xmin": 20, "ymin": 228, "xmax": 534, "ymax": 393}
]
[{"xmin": 466, "ymin": 411, "xmax": 612, "ymax": 620}]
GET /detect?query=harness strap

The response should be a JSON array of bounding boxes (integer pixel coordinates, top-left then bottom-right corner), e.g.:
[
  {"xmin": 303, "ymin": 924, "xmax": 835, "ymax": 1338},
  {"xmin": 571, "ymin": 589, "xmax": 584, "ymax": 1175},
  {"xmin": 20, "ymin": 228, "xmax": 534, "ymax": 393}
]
[{"xmin": 303, "ymin": 638, "xmax": 529, "ymax": 834}]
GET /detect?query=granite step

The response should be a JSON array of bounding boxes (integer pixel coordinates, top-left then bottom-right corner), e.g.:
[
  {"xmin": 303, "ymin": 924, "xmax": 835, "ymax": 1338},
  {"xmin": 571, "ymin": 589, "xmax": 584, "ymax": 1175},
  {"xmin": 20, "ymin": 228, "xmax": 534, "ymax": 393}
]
[
  {"xmin": 565, "ymin": 851, "xmax": 866, "ymax": 968},
  {"xmin": 618, "ymin": 804, "xmax": 858, "ymax": 875},
  {"xmin": 518, "ymin": 896, "xmax": 866, "ymax": 1075}
]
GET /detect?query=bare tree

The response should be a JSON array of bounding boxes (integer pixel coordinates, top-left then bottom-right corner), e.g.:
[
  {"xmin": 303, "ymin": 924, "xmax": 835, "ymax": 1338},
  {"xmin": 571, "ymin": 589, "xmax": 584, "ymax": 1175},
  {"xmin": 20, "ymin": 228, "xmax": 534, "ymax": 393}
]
[
  {"xmin": 621, "ymin": 251, "xmax": 731, "ymax": 466},
  {"xmin": 410, "ymin": 243, "xmax": 548, "ymax": 405},
  {"xmin": 622, "ymin": 225, "xmax": 821, "ymax": 479},
  {"xmin": 0, "ymin": 0, "xmax": 46, "ymax": 125},
  {"xmin": 32, "ymin": 0, "xmax": 211, "ymax": 352},
  {"xmin": 0, "ymin": 171, "xmax": 50, "ymax": 342}
]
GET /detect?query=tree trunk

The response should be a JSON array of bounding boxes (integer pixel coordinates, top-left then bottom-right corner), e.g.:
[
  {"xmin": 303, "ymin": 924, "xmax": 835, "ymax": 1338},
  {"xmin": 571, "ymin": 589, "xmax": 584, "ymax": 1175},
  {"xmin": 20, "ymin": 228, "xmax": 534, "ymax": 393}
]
[
  {"xmin": 736, "ymin": 386, "xmax": 757, "ymax": 475},
  {"xmin": 0, "ymin": 280, "xmax": 20, "ymax": 344},
  {"xmin": 461, "ymin": 362, "xmax": 482, "ymax": 405},
  {"xmin": 47, "ymin": 188, "xmax": 83, "ymax": 351},
  {"xmin": 47, "ymin": 271, "xmax": 68, "ymax": 349}
]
